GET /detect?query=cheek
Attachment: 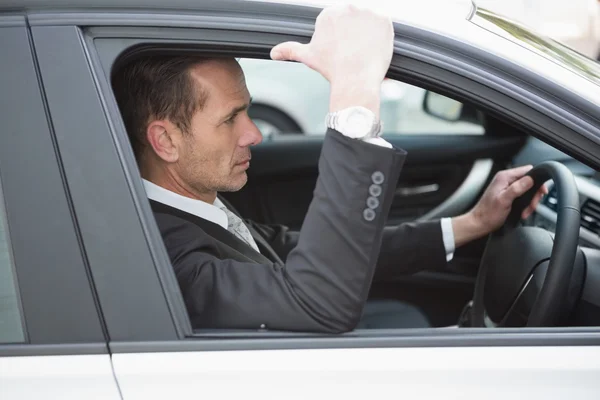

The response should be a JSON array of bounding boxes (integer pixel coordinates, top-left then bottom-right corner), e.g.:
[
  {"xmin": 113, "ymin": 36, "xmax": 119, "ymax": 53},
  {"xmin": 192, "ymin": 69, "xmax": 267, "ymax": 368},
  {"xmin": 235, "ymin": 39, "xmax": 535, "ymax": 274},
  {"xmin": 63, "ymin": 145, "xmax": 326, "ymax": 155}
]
[
  {"xmin": 180, "ymin": 135, "xmax": 210, "ymax": 173},
  {"xmin": 184, "ymin": 129, "xmax": 218, "ymax": 159},
  {"xmin": 197, "ymin": 137, "xmax": 233, "ymax": 174},
  {"xmin": 217, "ymin": 126, "xmax": 242, "ymax": 160},
  {"xmin": 188, "ymin": 125, "xmax": 239, "ymax": 171}
]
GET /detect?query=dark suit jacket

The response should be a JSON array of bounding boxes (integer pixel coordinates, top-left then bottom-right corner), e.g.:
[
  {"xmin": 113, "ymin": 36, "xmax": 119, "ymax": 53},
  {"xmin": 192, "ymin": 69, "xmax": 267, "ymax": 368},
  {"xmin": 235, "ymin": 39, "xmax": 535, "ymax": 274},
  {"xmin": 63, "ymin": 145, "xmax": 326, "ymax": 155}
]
[{"xmin": 151, "ymin": 130, "xmax": 446, "ymax": 333}]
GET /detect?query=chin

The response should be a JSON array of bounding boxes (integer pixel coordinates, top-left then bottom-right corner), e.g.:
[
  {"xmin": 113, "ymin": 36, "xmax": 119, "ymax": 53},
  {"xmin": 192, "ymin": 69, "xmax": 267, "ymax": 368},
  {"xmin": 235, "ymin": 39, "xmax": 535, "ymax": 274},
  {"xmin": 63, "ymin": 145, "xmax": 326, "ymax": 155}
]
[{"xmin": 220, "ymin": 173, "xmax": 247, "ymax": 193}]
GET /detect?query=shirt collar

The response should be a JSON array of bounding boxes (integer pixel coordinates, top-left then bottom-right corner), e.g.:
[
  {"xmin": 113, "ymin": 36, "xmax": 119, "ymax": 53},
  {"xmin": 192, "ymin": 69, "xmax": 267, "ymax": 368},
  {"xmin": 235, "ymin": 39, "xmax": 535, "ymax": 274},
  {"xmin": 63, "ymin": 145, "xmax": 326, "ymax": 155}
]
[{"xmin": 142, "ymin": 179, "xmax": 228, "ymax": 230}]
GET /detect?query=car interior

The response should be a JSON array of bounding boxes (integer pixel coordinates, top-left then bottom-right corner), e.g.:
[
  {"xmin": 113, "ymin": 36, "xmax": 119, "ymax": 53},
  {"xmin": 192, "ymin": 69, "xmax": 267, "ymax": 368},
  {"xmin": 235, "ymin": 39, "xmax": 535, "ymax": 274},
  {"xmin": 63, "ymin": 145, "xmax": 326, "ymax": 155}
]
[{"xmin": 111, "ymin": 53, "xmax": 600, "ymax": 333}]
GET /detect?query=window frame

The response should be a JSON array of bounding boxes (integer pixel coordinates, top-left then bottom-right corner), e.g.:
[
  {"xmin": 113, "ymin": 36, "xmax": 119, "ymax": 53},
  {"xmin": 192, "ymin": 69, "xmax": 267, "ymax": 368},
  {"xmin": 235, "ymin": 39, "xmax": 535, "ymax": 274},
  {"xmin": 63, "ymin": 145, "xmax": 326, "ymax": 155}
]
[
  {"xmin": 29, "ymin": 23, "xmax": 183, "ymax": 344},
  {"xmin": 28, "ymin": 7, "xmax": 600, "ymax": 352},
  {"xmin": 0, "ymin": 16, "xmax": 107, "ymax": 354}
]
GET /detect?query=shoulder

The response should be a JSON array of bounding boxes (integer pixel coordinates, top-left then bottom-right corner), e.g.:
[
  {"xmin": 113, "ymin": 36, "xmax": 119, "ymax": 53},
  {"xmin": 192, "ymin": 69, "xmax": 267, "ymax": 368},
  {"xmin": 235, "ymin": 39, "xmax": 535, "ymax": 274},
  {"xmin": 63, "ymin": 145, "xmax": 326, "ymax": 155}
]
[{"xmin": 152, "ymin": 210, "xmax": 218, "ymax": 254}]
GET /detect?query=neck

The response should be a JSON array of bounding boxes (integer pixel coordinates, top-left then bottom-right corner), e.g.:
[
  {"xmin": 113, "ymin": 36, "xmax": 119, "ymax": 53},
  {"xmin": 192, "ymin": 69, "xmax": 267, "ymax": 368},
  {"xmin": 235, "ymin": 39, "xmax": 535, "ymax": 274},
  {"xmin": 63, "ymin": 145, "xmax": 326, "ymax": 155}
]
[{"xmin": 143, "ymin": 168, "xmax": 217, "ymax": 205}]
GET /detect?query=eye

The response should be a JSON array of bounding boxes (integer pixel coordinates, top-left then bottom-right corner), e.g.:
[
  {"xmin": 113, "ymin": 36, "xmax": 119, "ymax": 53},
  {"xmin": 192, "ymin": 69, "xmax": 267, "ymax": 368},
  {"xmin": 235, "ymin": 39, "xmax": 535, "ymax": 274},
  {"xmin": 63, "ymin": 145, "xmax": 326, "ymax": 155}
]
[{"xmin": 225, "ymin": 114, "xmax": 238, "ymax": 125}]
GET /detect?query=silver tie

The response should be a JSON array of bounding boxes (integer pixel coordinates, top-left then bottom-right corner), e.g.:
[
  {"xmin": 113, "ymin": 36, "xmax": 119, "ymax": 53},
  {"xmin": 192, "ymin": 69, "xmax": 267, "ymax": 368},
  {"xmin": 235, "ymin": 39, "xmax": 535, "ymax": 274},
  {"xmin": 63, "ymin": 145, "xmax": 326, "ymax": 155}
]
[{"xmin": 218, "ymin": 205, "xmax": 260, "ymax": 253}]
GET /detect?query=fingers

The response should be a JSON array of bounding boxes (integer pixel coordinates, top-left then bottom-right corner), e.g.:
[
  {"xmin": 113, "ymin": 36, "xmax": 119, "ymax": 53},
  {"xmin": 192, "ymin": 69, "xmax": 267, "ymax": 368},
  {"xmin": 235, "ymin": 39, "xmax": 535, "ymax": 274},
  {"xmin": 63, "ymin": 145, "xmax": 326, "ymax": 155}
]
[
  {"xmin": 501, "ymin": 175, "xmax": 535, "ymax": 205},
  {"xmin": 521, "ymin": 187, "xmax": 547, "ymax": 219},
  {"xmin": 498, "ymin": 164, "xmax": 534, "ymax": 184},
  {"xmin": 486, "ymin": 164, "xmax": 533, "ymax": 196},
  {"xmin": 498, "ymin": 167, "xmax": 547, "ymax": 219},
  {"xmin": 270, "ymin": 42, "xmax": 309, "ymax": 62}
]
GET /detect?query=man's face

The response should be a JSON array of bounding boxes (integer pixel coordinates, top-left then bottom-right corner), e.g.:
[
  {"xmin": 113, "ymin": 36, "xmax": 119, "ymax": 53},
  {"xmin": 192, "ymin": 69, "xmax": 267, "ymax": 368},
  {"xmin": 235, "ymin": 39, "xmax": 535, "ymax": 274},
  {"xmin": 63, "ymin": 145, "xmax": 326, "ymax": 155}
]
[{"xmin": 174, "ymin": 59, "xmax": 262, "ymax": 195}]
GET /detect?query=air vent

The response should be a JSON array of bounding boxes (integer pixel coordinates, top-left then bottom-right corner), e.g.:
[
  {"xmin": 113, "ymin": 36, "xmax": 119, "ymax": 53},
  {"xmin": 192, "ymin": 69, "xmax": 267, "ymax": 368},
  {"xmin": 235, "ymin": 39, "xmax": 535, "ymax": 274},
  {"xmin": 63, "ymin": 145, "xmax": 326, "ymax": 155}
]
[
  {"xmin": 581, "ymin": 199, "xmax": 600, "ymax": 236},
  {"xmin": 544, "ymin": 185, "xmax": 558, "ymax": 211}
]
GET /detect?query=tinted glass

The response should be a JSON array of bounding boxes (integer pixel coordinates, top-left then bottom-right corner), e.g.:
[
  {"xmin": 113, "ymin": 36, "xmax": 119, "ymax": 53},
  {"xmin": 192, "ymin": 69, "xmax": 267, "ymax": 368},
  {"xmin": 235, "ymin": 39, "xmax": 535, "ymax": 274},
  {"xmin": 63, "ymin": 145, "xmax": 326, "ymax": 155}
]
[{"xmin": 0, "ymin": 180, "xmax": 25, "ymax": 343}]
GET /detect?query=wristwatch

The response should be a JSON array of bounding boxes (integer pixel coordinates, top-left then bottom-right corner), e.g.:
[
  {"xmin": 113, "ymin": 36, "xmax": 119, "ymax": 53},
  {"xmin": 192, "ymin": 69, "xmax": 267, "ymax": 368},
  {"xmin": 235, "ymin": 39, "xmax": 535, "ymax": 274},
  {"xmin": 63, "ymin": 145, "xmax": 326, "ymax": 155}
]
[{"xmin": 325, "ymin": 106, "xmax": 382, "ymax": 140}]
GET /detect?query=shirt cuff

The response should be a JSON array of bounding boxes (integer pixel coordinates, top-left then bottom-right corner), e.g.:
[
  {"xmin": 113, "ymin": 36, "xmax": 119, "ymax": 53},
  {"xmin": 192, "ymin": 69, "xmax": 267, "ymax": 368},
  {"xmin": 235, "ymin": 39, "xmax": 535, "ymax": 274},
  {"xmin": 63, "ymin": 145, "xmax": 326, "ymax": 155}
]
[
  {"xmin": 363, "ymin": 137, "xmax": 392, "ymax": 148},
  {"xmin": 441, "ymin": 217, "xmax": 455, "ymax": 262}
]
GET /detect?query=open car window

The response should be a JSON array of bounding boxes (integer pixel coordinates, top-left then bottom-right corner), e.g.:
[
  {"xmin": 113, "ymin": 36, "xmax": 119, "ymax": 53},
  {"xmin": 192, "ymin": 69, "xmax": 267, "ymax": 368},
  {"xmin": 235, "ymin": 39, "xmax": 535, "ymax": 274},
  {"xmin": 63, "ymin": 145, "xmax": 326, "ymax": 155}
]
[{"xmin": 239, "ymin": 58, "xmax": 484, "ymax": 138}]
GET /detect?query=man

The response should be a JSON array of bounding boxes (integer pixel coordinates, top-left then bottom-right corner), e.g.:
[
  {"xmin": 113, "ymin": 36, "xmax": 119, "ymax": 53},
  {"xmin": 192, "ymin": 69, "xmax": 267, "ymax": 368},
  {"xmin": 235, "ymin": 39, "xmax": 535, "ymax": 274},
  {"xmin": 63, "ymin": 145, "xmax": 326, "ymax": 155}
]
[{"xmin": 112, "ymin": 5, "xmax": 544, "ymax": 332}]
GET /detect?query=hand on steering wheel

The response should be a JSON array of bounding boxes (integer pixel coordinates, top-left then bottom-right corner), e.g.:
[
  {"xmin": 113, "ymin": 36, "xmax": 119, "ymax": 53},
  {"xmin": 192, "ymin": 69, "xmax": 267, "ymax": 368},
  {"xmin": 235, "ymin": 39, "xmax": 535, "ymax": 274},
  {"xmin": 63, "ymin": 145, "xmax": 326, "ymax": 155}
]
[{"xmin": 468, "ymin": 161, "xmax": 585, "ymax": 328}]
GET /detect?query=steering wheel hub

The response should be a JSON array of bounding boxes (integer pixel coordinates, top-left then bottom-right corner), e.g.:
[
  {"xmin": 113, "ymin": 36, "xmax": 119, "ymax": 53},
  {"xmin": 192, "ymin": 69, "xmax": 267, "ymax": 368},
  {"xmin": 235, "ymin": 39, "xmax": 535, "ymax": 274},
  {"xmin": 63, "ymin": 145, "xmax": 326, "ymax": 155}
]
[{"xmin": 482, "ymin": 227, "xmax": 554, "ymax": 324}]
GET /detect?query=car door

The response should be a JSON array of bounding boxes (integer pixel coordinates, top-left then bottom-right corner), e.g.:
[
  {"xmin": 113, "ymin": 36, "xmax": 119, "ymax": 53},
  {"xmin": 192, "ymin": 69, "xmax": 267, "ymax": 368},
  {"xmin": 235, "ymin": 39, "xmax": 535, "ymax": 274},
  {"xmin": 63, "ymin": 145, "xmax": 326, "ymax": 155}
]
[
  {"xmin": 0, "ymin": 16, "xmax": 120, "ymax": 399},
  {"xmin": 25, "ymin": 3, "xmax": 600, "ymax": 399}
]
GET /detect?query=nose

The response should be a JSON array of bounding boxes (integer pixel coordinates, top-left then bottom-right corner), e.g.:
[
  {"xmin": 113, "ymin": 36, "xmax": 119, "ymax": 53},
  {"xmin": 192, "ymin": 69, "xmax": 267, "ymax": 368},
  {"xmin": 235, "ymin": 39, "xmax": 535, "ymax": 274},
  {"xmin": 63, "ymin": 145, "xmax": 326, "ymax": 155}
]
[{"xmin": 238, "ymin": 114, "xmax": 263, "ymax": 147}]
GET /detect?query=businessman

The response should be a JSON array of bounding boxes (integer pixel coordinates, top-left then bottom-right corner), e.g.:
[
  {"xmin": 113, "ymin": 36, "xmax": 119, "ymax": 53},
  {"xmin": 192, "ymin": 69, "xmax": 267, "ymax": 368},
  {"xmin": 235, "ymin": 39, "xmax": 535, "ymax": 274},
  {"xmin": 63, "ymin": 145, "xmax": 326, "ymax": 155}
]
[{"xmin": 112, "ymin": 5, "xmax": 545, "ymax": 332}]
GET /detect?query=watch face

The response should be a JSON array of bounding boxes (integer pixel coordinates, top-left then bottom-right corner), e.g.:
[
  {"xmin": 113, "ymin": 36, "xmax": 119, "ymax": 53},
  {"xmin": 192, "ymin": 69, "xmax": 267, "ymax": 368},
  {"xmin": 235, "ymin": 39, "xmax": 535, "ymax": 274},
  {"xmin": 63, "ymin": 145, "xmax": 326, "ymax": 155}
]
[{"xmin": 344, "ymin": 108, "xmax": 374, "ymax": 138}]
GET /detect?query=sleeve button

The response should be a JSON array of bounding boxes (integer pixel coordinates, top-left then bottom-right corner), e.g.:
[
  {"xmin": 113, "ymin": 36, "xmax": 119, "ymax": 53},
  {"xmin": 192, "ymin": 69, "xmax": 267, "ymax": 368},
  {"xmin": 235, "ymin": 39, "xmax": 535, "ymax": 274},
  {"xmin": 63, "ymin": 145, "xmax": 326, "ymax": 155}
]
[
  {"xmin": 369, "ymin": 184, "xmax": 382, "ymax": 197},
  {"xmin": 366, "ymin": 196, "xmax": 380, "ymax": 209},
  {"xmin": 371, "ymin": 171, "xmax": 385, "ymax": 184},
  {"xmin": 363, "ymin": 208, "xmax": 376, "ymax": 221}
]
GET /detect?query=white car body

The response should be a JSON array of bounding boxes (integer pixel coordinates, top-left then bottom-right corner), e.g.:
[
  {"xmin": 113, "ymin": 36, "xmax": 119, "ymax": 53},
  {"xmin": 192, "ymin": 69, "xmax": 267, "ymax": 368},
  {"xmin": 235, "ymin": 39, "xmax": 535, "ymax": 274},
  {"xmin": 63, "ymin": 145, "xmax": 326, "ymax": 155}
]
[
  {"xmin": 4, "ymin": 347, "xmax": 600, "ymax": 399},
  {"xmin": 2, "ymin": 0, "xmax": 600, "ymax": 398}
]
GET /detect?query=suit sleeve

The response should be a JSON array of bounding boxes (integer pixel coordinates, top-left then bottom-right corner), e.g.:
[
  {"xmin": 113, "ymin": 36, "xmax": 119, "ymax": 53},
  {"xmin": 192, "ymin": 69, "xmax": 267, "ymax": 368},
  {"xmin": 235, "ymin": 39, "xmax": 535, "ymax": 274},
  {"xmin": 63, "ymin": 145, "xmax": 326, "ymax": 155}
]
[
  {"xmin": 248, "ymin": 219, "xmax": 448, "ymax": 280},
  {"xmin": 160, "ymin": 129, "xmax": 406, "ymax": 333},
  {"xmin": 372, "ymin": 220, "xmax": 448, "ymax": 282}
]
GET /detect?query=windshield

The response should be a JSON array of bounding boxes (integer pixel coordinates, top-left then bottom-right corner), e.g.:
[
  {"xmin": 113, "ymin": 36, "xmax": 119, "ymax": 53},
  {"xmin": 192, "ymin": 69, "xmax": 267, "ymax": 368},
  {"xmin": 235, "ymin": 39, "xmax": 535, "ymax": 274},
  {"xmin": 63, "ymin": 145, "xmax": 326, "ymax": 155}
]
[{"xmin": 471, "ymin": 8, "xmax": 600, "ymax": 87}]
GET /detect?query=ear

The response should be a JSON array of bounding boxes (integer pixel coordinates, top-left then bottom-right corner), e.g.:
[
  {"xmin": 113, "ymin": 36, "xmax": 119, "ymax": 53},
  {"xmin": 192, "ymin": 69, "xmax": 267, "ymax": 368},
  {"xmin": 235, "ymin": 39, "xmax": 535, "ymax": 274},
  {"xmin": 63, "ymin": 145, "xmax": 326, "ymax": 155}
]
[{"xmin": 146, "ymin": 120, "xmax": 181, "ymax": 163}]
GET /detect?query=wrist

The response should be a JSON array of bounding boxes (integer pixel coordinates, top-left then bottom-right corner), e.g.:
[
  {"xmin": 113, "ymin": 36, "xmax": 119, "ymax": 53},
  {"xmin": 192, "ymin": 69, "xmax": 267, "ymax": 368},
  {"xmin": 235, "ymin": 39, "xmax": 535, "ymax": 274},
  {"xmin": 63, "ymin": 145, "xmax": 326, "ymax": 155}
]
[
  {"xmin": 451, "ymin": 212, "xmax": 488, "ymax": 249},
  {"xmin": 329, "ymin": 79, "xmax": 381, "ymax": 117}
]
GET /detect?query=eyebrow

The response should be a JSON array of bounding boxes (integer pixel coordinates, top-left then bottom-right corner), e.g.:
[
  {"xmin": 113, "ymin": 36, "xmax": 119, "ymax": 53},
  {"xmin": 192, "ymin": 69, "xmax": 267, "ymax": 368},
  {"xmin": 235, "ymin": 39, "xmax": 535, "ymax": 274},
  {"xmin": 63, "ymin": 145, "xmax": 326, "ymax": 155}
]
[{"xmin": 220, "ymin": 97, "xmax": 253, "ymax": 124}]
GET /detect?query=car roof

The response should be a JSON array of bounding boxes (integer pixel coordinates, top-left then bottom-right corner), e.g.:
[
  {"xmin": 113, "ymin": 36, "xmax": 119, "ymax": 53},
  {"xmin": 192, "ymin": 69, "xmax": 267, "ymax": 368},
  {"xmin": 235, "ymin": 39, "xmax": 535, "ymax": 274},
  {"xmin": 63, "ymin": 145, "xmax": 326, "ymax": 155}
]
[
  {"xmin": 3, "ymin": 0, "xmax": 599, "ymax": 108},
  {"xmin": 1, "ymin": 0, "xmax": 474, "ymax": 27},
  {"xmin": 251, "ymin": 0, "xmax": 475, "ymax": 27}
]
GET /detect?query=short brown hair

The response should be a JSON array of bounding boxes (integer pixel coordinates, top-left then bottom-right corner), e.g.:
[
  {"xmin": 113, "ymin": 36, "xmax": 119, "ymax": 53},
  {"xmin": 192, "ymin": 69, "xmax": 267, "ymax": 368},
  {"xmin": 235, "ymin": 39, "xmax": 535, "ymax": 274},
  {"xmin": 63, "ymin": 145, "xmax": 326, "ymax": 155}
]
[{"xmin": 111, "ymin": 55, "xmax": 209, "ymax": 162}]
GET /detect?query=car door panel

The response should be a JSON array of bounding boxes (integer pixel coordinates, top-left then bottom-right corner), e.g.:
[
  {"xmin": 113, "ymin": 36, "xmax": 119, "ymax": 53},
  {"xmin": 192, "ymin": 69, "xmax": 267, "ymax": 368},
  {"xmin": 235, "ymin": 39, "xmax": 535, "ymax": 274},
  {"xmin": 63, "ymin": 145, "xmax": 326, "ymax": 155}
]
[
  {"xmin": 1, "ymin": 354, "xmax": 121, "ymax": 400},
  {"xmin": 111, "ymin": 346, "xmax": 600, "ymax": 399}
]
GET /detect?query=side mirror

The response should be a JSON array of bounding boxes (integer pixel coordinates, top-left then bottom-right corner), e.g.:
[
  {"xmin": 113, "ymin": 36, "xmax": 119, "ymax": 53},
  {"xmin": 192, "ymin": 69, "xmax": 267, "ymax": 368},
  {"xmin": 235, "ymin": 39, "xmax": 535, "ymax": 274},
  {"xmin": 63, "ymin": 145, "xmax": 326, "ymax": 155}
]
[{"xmin": 422, "ymin": 90, "xmax": 480, "ymax": 124}]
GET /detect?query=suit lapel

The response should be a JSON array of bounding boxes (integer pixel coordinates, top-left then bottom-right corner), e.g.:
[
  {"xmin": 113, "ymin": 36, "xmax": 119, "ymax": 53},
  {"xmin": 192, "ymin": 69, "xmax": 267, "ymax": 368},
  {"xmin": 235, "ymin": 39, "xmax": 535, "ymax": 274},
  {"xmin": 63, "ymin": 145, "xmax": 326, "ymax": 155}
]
[
  {"xmin": 149, "ymin": 200, "xmax": 275, "ymax": 264},
  {"xmin": 217, "ymin": 196, "xmax": 284, "ymax": 264}
]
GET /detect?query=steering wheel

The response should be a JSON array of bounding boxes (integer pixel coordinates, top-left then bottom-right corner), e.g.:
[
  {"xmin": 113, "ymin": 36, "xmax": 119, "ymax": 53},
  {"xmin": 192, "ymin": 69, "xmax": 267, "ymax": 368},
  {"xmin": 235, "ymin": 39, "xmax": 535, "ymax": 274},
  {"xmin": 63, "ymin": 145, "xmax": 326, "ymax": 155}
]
[{"xmin": 469, "ymin": 161, "xmax": 584, "ymax": 328}]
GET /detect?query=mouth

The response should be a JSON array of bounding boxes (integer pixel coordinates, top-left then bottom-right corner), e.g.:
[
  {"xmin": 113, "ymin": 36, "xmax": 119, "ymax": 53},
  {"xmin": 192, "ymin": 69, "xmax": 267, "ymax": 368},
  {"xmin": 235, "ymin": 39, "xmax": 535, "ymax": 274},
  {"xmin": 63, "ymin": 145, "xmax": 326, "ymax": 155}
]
[{"xmin": 235, "ymin": 158, "xmax": 251, "ymax": 169}]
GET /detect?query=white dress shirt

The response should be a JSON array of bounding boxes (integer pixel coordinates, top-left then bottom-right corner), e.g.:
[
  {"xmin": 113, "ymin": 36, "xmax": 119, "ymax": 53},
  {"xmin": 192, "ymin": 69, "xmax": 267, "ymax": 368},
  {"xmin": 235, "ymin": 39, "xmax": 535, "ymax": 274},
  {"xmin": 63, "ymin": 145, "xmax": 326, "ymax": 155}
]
[
  {"xmin": 143, "ymin": 179, "xmax": 229, "ymax": 229},
  {"xmin": 441, "ymin": 217, "xmax": 455, "ymax": 262},
  {"xmin": 143, "ymin": 180, "xmax": 261, "ymax": 252}
]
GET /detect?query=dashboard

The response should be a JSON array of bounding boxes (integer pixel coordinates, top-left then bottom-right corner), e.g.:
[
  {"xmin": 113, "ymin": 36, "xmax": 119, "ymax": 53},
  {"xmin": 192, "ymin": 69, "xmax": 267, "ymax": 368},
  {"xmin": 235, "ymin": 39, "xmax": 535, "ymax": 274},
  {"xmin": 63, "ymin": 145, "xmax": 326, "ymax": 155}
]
[{"xmin": 535, "ymin": 175, "xmax": 600, "ymax": 250}]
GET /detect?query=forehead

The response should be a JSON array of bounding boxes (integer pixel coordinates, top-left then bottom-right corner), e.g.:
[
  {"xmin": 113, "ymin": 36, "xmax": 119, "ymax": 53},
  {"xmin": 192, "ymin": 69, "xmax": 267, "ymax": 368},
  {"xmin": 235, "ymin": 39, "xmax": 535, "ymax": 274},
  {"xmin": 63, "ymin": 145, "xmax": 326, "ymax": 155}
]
[{"xmin": 188, "ymin": 59, "xmax": 249, "ymax": 102}]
